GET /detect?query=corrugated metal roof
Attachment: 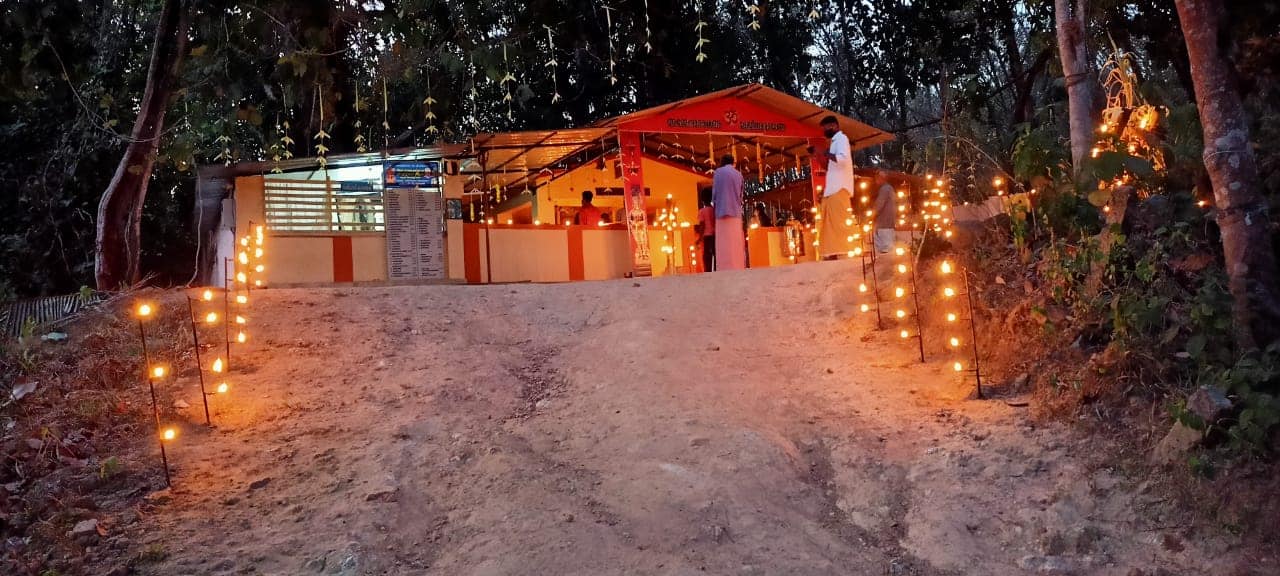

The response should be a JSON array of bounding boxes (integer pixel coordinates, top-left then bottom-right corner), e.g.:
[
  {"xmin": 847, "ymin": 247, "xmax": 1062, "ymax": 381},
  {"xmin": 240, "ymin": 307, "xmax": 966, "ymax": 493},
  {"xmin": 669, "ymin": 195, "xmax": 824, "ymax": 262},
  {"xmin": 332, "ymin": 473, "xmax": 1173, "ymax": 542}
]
[
  {"xmin": 197, "ymin": 144, "xmax": 464, "ymax": 180},
  {"xmin": 462, "ymin": 127, "xmax": 614, "ymax": 175}
]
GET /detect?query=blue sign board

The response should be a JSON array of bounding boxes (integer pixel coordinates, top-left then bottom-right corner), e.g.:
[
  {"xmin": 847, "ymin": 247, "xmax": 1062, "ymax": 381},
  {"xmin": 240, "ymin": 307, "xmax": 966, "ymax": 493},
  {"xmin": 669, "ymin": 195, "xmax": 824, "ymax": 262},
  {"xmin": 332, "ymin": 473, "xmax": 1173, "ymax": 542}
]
[{"xmin": 383, "ymin": 161, "xmax": 441, "ymax": 188}]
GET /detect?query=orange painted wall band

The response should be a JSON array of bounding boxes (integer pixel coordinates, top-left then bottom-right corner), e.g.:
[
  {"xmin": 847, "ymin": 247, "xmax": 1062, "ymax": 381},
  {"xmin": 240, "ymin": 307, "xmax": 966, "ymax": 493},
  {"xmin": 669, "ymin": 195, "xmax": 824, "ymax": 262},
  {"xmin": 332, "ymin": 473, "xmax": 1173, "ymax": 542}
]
[
  {"xmin": 748, "ymin": 229, "xmax": 771, "ymax": 269},
  {"xmin": 567, "ymin": 227, "xmax": 585, "ymax": 281},
  {"xmin": 463, "ymin": 224, "xmax": 481, "ymax": 284},
  {"xmin": 332, "ymin": 236, "xmax": 354, "ymax": 282}
]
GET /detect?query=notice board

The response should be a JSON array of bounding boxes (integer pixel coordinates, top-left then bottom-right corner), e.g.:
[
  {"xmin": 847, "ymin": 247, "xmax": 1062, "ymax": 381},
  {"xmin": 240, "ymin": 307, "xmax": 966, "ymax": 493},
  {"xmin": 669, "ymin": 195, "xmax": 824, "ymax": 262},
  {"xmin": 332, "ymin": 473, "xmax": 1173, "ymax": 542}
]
[{"xmin": 383, "ymin": 161, "xmax": 445, "ymax": 280}]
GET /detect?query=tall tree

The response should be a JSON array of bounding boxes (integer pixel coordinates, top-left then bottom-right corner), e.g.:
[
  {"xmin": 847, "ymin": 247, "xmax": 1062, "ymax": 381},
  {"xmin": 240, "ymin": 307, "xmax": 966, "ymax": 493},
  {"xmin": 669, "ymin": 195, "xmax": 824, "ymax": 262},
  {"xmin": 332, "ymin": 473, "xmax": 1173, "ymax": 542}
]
[
  {"xmin": 1053, "ymin": 0, "xmax": 1097, "ymax": 177},
  {"xmin": 94, "ymin": 0, "xmax": 190, "ymax": 289},
  {"xmin": 1175, "ymin": 0, "xmax": 1280, "ymax": 350}
]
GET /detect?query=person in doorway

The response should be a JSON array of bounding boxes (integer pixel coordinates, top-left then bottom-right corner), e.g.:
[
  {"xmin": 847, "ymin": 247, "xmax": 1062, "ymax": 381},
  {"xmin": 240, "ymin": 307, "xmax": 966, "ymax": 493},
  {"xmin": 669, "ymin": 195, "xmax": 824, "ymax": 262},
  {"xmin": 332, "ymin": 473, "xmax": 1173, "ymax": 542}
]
[
  {"xmin": 818, "ymin": 115, "xmax": 855, "ymax": 260},
  {"xmin": 574, "ymin": 190, "xmax": 603, "ymax": 226},
  {"xmin": 872, "ymin": 169, "xmax": 896, "ymax": 254},
  {"xmin": 696, "ymin": 187, "xmax": 716, "ymax": 272},
  {"xmin": 712, "ymin": 155, "xmax": 746, "ymax": 271}
]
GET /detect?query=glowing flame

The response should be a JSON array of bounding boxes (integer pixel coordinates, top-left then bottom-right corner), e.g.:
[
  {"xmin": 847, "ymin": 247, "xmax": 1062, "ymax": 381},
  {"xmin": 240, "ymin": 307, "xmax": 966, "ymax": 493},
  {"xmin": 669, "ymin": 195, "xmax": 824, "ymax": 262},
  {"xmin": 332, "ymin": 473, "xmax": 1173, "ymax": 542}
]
[
  {"xmin": 235, "ymin": 315, "xmax": 246, "ymax": 325},
  {"xmin": 205, "ymin": 312, "xmax": 218, "ymax": 324},
  {"xmin": 860, "ymin": 304, "xmax": 870, "ymax": 313},
  {"xmin": 895, "ymin": 287, "xmax": 905, "ymax": 298},
  {"xmin": 212, "ymin": 358, "xmax": 224, "ymax": 373},
  {"xmin": 254, "ymin": 264, "xmax": 264, "ymax": 273},
  {"xmin": 162, "ymin": 428, "xmax": 177, "ymax": 441},
  {"xmin": 953, "ymin": 362, "xmax": 963, "ymax": 372},
  {"xmin": 858, "ymin": 283, "xmax": 868, "ymax": 293},
  {"xmin": 940, "ymin": 261, "xmax": 953, "ymax": 274},
  {"xmin": 202, "ymin": 290, "xmax": 214, "ymax": 301},
  {"xmin": 151, "ymin": 365, "xmax": 167, "ymax": 379},
  {"xmin": 238, "ymin": 252, "xmax": 249, "ymax": 265},
  {"xmin": 900, "ymin": 330, "xmax": 910, "ymax": 339},
  {"xmin": 236, "ymin": 331, "xmax": 247, "ymax": 344},
  {"xmin": 236, "ymin": 295, "xmax": 248, "ymax": 305},
  {"xmin": 236, "ymin": 272, "xmax": 247, "ymax": 283},
  {"xmin": 949, "ymin": 337, "xmax": 960, "ymax": 347},
  {"xmin": 216, "ymin": 382, "xmax": 229, "ymax": 394},
  {"xmin": 947, "ymin": 313, "xmax": 958, "ymax": 322},
  {"xmin": 944, "ymin": 287, "xmax": 956, "ymax": 298},
  {"xmin": 136, "ymin": 303, "xmax": 154, "ymax": 318},
  {"xmin": 896, "ymin": 309, "xmax": 906, "ymax": 319},
  {"xmin": 897, "ymin": 264, "xmax": 907, "ymax": 274},
  {"xmin": 254, "ymin": 248, "xmax": 263, "ymax": 259},
  {"xmin": 895, "ymin": 247, "xmax": 906, "ymax": 257}
]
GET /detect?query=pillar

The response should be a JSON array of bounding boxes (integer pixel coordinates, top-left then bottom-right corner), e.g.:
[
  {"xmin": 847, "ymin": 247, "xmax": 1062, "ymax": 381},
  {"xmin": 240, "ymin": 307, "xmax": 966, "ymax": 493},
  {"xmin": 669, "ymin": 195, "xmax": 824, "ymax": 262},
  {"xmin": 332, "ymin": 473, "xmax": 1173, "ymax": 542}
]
[{"xmin": 619, "ymin": 131, "xmax": 653, "ymax": 277}]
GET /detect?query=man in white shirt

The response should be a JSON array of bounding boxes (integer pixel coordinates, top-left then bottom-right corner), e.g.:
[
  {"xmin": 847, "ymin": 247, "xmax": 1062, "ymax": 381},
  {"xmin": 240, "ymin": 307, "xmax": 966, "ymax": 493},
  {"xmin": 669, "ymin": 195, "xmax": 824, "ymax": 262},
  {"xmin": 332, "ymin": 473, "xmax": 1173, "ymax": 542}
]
[{"xmin": 818, "ymin": 115, "xmax": 855, "ymax": 259}]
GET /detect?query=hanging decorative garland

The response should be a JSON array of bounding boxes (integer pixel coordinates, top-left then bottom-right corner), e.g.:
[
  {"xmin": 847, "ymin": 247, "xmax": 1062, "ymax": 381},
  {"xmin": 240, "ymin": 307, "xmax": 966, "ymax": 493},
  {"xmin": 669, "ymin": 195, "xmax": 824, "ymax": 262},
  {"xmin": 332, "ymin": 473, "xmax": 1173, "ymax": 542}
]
[
  {"xmin": 747, "ymin": 2, "xmax": 762, "ymax": 31},
  {"xmin": 603, "ymin": 4, "xmax": 618, "ymax": 86},
  {"xmin": 543, "ymin": 25, "xmax": 561, "ymax": 104},
  {"xmin": 694, "ymin": 2, "xmax": 710, "ymax": 63},
  {"xmin": 423, "ymin": 68, "xmax": 439, "ymax": 138},
  {"xmin": 809, "ymin": 0, "xmax": 821, "ymax": 20},
  {"xmin": 381, "ymin": 76, "xmax": 391, "ymax": 152},
  {"xmin": 354, "ymin": 82, "xmax": 368, "ymax": 153},
  {"xmin": 643, "ymin": 0, "xmax": 652, "ymax": 53},
  {"xmin": 501, "ymin": 43, "xmax": 516, "ymax": 121},
  {"xmin": 269, "ymin": 115, "xmax": 294, "ymax": 174},
  {"xmin": 214, "ymin": 131, "xmax": 233, "ymax": 166},
  {"xmin": 314, "ymin": 85, "xmax": 330, "ymax": 170}
]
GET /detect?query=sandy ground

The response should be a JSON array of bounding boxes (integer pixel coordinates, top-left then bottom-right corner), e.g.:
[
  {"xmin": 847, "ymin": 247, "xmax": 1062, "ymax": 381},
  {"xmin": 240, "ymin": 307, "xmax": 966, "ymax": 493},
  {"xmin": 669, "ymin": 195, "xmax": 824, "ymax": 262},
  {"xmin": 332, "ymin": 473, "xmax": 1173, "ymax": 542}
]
[{"xmin": 124, "ymin": 260, "xmax": 1271, "ymax": 575}]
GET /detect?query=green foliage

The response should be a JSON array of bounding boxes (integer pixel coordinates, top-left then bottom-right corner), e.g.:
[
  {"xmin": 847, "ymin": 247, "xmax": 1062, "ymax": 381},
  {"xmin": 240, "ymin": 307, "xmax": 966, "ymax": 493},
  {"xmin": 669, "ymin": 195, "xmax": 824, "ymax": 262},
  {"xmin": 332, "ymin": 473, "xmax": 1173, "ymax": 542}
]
[{"xmin": 98, "ymin": 456, "xmax": 123, "ymax": 480}]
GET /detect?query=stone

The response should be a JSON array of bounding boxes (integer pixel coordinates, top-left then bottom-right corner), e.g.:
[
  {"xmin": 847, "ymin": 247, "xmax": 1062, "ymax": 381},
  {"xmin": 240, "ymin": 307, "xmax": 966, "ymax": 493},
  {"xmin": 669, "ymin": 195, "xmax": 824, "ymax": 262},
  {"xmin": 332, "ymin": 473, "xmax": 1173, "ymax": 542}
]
[
  {"xmin": 1018, "ymin": 555, "xmax": 1078, "ymax": 574},
  {"xmin": 304, "ymin": 556, "xmax": 326, "ymax": 572},
  {"xmin": 248, "ymin": 477, "xmax": 271, "ymax": 490},
  {"xmin": 1151, "ymin": 423, "xmax": 1202, "ymax": 465},
  {"xmin": 561, "ymin": 512, "xmax": 575, "ymax": 523},
  {"xmin": 1186, "ymin": 386, "xmax": 1232, "ymax": 425},
  {"xmin": 69, "ymin": 519, "xmax": 99, "ymax": 537},
  {"xmin": 365, "ymin": 489, "xmax": 398, "ymax": 503}
]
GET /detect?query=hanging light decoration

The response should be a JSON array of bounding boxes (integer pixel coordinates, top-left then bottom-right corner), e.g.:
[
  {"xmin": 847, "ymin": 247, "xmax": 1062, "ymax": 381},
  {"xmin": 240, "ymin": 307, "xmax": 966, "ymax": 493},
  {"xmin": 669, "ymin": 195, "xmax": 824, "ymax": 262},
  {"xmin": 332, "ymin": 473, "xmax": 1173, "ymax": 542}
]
[{"xmin": 747, "ymin": 2, "xmax": 762, "ymax": 30}]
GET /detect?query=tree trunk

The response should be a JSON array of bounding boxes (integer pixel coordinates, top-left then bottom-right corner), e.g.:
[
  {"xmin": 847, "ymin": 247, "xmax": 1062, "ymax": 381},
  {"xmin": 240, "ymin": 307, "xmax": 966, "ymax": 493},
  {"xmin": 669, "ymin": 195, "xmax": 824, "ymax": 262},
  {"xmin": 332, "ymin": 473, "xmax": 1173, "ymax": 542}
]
[
  {"xmin": 94, "ymin": 0, "xmax": 189, "ymax": 290},
  {"xmin": 1175, "ymin": 0, "xmax": 1280, "ymax": 350},
  {"xmin": 1054, "ymin": 0, "xmax": 1098, "ymax": 178}
]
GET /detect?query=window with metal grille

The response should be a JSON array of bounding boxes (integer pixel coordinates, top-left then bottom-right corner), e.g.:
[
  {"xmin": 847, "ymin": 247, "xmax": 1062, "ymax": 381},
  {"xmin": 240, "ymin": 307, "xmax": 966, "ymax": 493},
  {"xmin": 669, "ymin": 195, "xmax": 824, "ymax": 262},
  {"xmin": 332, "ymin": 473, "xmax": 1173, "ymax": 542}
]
[{"xmin": 263, "ymin": 179, "xmax": 385, "ymax": 233}]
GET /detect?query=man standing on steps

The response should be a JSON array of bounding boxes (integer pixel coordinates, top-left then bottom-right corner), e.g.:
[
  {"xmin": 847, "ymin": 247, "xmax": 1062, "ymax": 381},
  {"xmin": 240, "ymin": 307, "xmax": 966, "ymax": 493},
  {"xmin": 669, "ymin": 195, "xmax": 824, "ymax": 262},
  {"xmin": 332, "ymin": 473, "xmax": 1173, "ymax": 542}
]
[
  {"xmin": 818, "ymin": 115, "xmax": 855, "ymax": 260},
  {"xmin": 712, "ymin": 154, "xmax": 746, "ymax": 271}
]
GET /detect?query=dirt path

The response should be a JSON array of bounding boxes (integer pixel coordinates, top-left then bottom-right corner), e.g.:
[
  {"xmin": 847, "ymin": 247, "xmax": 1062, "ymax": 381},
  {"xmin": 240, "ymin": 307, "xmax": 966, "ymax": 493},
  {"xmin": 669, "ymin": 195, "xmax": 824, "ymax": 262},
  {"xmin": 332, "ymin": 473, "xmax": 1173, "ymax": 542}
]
[{"xmin": 127, "ymin": 261, "xmax": 1267, "ymax": 575}]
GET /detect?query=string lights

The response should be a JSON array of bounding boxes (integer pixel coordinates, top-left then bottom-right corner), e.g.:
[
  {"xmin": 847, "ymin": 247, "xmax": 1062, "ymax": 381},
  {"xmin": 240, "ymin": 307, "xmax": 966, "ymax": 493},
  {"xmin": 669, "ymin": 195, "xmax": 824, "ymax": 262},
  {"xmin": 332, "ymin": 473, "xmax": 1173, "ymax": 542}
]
[
  {"xmin": 938, "ymin": 260, "xmax": 984, "ymax": 397},
  {"xmin": 135, "ymin": 301, "xmax": 174, "ymax": 486}
]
